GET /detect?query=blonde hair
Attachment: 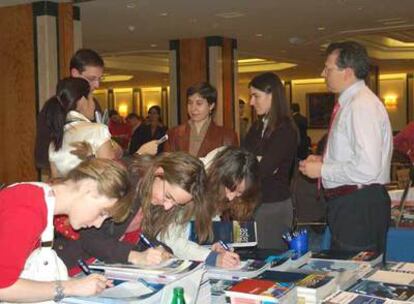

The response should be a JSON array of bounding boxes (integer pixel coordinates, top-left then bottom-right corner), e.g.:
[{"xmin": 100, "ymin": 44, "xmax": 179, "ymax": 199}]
[
  {"xmin": 131, "ymin": 152, "xmax": 212, "ymax": 242},
  {"xmin": 64, "ymin": 158, "xmax": 131, "ymax": 222}
]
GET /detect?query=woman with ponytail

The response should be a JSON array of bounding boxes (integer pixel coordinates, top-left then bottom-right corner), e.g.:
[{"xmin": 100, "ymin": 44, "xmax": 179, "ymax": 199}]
[{"xmin": 45, "ymin": 77, "xmax": 119, "ymax": 178}]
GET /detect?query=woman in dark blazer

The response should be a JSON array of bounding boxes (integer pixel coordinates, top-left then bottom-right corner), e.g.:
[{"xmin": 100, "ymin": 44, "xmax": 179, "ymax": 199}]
[
  {"xmin": 243, "ymin": 72, "xmax": 298, "ymax": 250},
  {"xmin": 129, "ymin": 105, "xmax": 167, "ymax": 155},
  {"xmin": 164, "ymin": 82, "xmax": 238, "ymax": 157}
]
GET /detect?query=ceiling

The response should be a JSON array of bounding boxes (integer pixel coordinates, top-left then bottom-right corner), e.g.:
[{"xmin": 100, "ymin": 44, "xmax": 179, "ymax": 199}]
[{"xmin": 3, "ymin": 0, "xmax": 414, "ymax": 87}]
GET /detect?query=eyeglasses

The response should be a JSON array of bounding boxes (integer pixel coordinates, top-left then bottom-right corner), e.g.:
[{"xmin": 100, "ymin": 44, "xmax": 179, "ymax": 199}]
[
  {"xmin": 322, "ymin": 66, "xmax": 344, "ymax": 75},
  {"xmin": 80, "ymin": 73, "xmax": 104, "ymax": 84},
  {"xmin": 158, "ymin": 177, "xmax": 192, "ymax": 208}
]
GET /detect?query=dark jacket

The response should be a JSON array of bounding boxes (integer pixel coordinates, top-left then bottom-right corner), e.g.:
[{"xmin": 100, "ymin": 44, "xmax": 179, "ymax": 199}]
[
  {"xmin": 243, "ymin": 119, "xmax": 297, "ymax": 204},
  {"xmin": 164, "ymin": 121, "xmax": 238, "ymax": 157},
  {"xmin": 129, "ymin": 124, "xmax": 167, "ymax": 155},
  {"xmin": 54, "ymin": 207, "xmax": 137, "ymax": 269},
  {"xmin": 292, "ymin": 112, "xmax": 310, "ymax": 160}
]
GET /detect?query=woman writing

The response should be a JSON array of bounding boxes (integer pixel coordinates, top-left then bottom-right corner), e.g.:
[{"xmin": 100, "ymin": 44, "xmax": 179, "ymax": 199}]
[
  {"xmin": 243, "ymin": 72, "xmax": 298, "ymax": 249},
  {"xmin": 55, "ymin": 152, "xmax": 240, "ymax": 273},
  {"xmin": 0, "ymin": 159, "xmax": 131, "ymax": 302}
]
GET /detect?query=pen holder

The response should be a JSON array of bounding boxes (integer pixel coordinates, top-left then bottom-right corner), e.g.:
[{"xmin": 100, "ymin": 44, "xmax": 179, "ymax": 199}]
[{"xmin": 287, "ymin": 231, "xmax": 309, "ymax": 260}]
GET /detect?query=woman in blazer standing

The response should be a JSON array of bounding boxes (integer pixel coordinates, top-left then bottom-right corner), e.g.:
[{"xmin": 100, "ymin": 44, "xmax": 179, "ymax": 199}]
[
  {"xmin": 165, "ymin": 82, "xmax": 238, "ymax": 157},
  {"xmin": 243, "ymin": 72, "xmax": 298, "ymax": 250}
]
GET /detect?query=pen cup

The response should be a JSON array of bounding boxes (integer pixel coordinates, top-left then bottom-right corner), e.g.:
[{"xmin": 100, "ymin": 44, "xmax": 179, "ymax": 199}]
[{"xmin": 287, "ymin": 231, "xmax": 309, "ymax": 260}]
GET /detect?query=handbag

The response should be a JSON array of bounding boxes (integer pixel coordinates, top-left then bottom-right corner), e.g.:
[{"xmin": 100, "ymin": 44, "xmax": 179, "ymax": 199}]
[{"xmin": 7, "ymin": 183, "xmax": 68, "ymax": 304}]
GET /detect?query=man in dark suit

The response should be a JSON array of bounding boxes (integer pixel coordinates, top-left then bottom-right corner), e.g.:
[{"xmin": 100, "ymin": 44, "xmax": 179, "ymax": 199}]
[{"xmin": 291, "ymin": 103, "xmax": 310, "ymax": 160}]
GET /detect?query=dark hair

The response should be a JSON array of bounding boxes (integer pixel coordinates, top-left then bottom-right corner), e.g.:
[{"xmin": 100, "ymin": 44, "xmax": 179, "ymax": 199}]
[
  {"xmin": 45, "ymin": 77, "xmax": 90, "ymax": 151},
  {"xmin": 70, "ymin": 48, "xmax": 104, "ymax": 73},
  {"xmin": 326, "ymin": 41, "xmax": 369, "ymax": 80},
  {"xmin": 186, "ymin": 82, "xmax": 217, "ymax": 106},
  {"xmin": 109, "ymin": 109, "xmax": 119, "ymax": 118},
  {"xmin": 291, "ymin": 103, "xmax": 300, "ymax": 113},
  {"xmin": 148, "ymin": 105, "xmax": 161, "ymax": 115},
  {"xmin": 207, "ymin": 147, "xmax": 260, "ymax": 220},
  {"xmin": 249, "ymin": 72, "xmax": 295, "ymax": 137},
  {"xmin": 126, "ymin": 113, "xmax": 142, "ymax": 121},
  {"xmin": 239, "ymin": 99, "xmax": 246, "ymax": 105}
]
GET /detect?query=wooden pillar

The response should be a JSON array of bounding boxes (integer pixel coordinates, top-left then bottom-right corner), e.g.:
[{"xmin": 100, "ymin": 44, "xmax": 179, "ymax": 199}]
[
  {"xmin": 169, "ymin": 36, "xmax": 238, "ymax": 130},
  {"xmin": 0, "ymin": 1, "xmax": 79, "ymax": 183}
]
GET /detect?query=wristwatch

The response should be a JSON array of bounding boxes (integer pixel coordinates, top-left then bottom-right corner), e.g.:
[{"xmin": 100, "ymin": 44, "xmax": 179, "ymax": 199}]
[{"xmin": 53, "ymin": 281, "xmax": 65, "ymax": 302}]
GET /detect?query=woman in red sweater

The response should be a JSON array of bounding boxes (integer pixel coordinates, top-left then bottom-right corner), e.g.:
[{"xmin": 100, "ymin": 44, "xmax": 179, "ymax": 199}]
[{"xmin": 0, "ymin": 158, "xmax": 131, "ymax": 303}]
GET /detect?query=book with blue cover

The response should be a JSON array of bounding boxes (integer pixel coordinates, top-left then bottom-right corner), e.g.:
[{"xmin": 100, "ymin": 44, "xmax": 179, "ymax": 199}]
[
  {"xmin": 349, "ymin": 279, "xmax": 414, "ymax": 301},
  {"xmin": 190, "ymin": 220, "xmax": 257, "ymax": 247}
]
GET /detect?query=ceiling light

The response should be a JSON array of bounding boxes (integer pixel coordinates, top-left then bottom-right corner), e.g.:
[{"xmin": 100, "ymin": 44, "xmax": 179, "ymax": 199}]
[
  {"xmin": 126, "ymin": 2, "xmax": 136, "ymax": 9},
  {"xmin": 150, "ymin": 44, "xmax": 158, "ymax": 48},
  {"xmin": 288, "ymin": 36, "xmax": 304, "ymax": 45},
  {"xmin": 128, "ymin": 25, "xmax": 135, "ymax": 32},
  {"xmin": 317, "ymin": 27, "xmax": 325, "ymax": 31},
  {"xmin": 255, "ymin": 33, "xmax": 263, "ymax": 37},
  {"xmin": 215, "ymin": 11, "xmax": 245, "ymax": 19},
  {"xmin": 101, "ymin": 75, "xmax": 134, "ymax": 82},
  {"xmin": 160, "ymin": 12, "xmax": 168, "ymax": 17},
  {"xmin": 238, "ymin": 58, "xmax": 265, "ymax": 64}
]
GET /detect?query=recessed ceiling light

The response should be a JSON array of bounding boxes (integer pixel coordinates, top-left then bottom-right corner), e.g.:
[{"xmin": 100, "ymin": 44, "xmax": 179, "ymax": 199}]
[
  {"xmin": 128, "ymin": 25, "xmax": 135, "ymax": 32},
  {"xmin": 150, "ymin": 44, "xmax": 158, "ymax": 48},
  {"xmin": 318, "ymin": 27, "xmax": 325, "ymax": 31},
  {"xmin": 160, "ymin": 12, "xmax": 168, "ymax": 17},
  {"xmin": 126, "ymin": 2, "xmax": 136, "ymax": 9},
  {"xmin": 215, "ymin": 11, "xmax": 245, "ymax": 19},
  {"xmin": 255, "ymin": 33, "xmax": 263, "ymax": 37}
]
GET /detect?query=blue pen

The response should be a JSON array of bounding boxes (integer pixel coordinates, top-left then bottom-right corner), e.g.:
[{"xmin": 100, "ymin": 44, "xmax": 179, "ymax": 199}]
[
  {"xmin": 219, "ymin": 240, "xmax": 230, "ymax": 251},
  {"xmin": 77, "ymin": 259, "xmax": 91, "ymax": 275},
  {"xmin": 140, "ymin": 233, "xmax": 155, "ymax": 248}
]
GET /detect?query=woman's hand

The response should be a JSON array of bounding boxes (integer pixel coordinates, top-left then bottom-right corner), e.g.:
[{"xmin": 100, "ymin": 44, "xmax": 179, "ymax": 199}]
[
  {"xmin": 211, "ymin": 242, "xmax": 227, "ymax": 253},
  {"xmin": 136, "ymin": 140, "xmax": 158, "ymax": 155},
  {"xmin": 216, "ymin": 251, "xmax": 240, "ymax": 268},
  {"xmin": 64, "ymin": 274, "xmax": 110, "ymax": 297},
  {"xmin": 128, "ymin": 246, "xmax": 172, "ymax": 265}
]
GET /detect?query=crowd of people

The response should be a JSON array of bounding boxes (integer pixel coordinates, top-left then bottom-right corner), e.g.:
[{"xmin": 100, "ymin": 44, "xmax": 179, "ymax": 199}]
[{"xmin": 0, "ymin": 41, "xmax": 394, "ymax": 302}]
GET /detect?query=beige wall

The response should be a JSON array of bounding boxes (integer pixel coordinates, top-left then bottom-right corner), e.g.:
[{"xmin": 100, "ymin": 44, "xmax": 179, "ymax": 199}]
[{"xmin": 379, "ymin": 75, "xmax": 407, "ymax": 131}]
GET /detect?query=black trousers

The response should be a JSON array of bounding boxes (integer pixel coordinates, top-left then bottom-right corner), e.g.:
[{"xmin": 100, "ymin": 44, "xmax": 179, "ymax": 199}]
[{"xmin": 327, "ymin": 184, "xmax": 390, "ymax": 253}]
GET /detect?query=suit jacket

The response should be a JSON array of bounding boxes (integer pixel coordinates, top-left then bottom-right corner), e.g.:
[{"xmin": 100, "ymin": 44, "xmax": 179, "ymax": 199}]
[
  {"xmin": 129, "ymin": 123, "xmax": 167, "ymax": 155},
  {"xmin": 164, "ymin": 121, "xmax": 238, "ymax": 157},
  {"xmin": 292, "ymin": 112, "xmax": 310, "ymax": 160}
]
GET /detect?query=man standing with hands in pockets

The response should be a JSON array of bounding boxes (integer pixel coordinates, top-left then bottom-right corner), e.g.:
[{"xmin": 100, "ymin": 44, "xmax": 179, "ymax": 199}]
[{"xmin": 299, "ymin": 41, "xmax": 392, "ymax": 253}]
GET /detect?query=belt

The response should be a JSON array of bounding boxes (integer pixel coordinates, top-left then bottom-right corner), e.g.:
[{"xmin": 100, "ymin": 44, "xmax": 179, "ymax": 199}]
[{"xmin": 324, "ymin": 184, "xmax": 379, "ymax": 200}]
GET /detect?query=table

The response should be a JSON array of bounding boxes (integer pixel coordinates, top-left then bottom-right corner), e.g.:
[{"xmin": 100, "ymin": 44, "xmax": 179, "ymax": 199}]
[{"xmin": 321, "ymin": 227, "xmax": 414, "ymax": 262}]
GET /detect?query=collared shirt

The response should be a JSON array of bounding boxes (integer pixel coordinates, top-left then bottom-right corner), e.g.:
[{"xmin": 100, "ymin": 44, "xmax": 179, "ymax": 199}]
[
  {"xmin": 188, "ymin": 118, "xmax": 211, "ymax": 156},
  {"xmin": 321, "ymin": 80, "xmax": 393, "ymax": 189}
]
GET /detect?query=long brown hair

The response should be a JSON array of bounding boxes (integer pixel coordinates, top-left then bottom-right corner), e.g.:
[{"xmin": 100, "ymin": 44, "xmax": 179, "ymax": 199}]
[
  {"xmin": 134, "ymin": 152, "xmax": 212, "ymax": 242},
  {"xmin": 207, "ymin": 147, "xmax": 260, "ymax": 220},
  {"xmin": 249, "ymin": 72, "xmax": 297, "ymax": 138}
]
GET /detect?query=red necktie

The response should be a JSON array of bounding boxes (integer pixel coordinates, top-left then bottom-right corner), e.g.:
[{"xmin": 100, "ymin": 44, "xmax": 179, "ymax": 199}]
[{"xmin": 318, "ymin": 101, "xmax": 341, "ymax": 191}]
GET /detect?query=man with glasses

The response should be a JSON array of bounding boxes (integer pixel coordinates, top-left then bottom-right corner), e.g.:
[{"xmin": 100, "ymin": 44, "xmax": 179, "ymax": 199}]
[
  {"xmin": 35, "ymin": 49, "xmax": 105, "ymax": 171},
  {"xmin": 299, "ymin": 41, "xmax": 392, "ymax": 253}
]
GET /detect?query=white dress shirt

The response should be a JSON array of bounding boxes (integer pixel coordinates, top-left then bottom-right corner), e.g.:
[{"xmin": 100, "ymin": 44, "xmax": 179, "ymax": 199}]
[
  {"xmin": 49, "ymin": 111, "xmax": 111, "ymax": 177},
  {"xmin": 321, "ymin": 80, "xmax": 393, "ymax": 189}
]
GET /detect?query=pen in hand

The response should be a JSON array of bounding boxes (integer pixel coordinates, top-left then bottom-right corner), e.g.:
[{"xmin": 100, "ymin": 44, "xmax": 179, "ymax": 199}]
[
  {"xmin": 77, "ymin": 259, "xmax": 92, "ymax": 275},
  {"xmin": 140, "ymin": 233, "xmax": 155, "ymax": 248},
  {"xmin": 218, "ymin": 240, "xmax": 230, "ymax": 251}
]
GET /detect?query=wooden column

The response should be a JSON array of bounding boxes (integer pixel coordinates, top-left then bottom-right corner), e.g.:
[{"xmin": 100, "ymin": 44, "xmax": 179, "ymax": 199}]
[
  {"xmin": 169, "ymin": 36, "xmax": 238, "ymax": 130},
  {"xmin": 0, "ymin": 1, "xmax": 79, "ymax": 183}
]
